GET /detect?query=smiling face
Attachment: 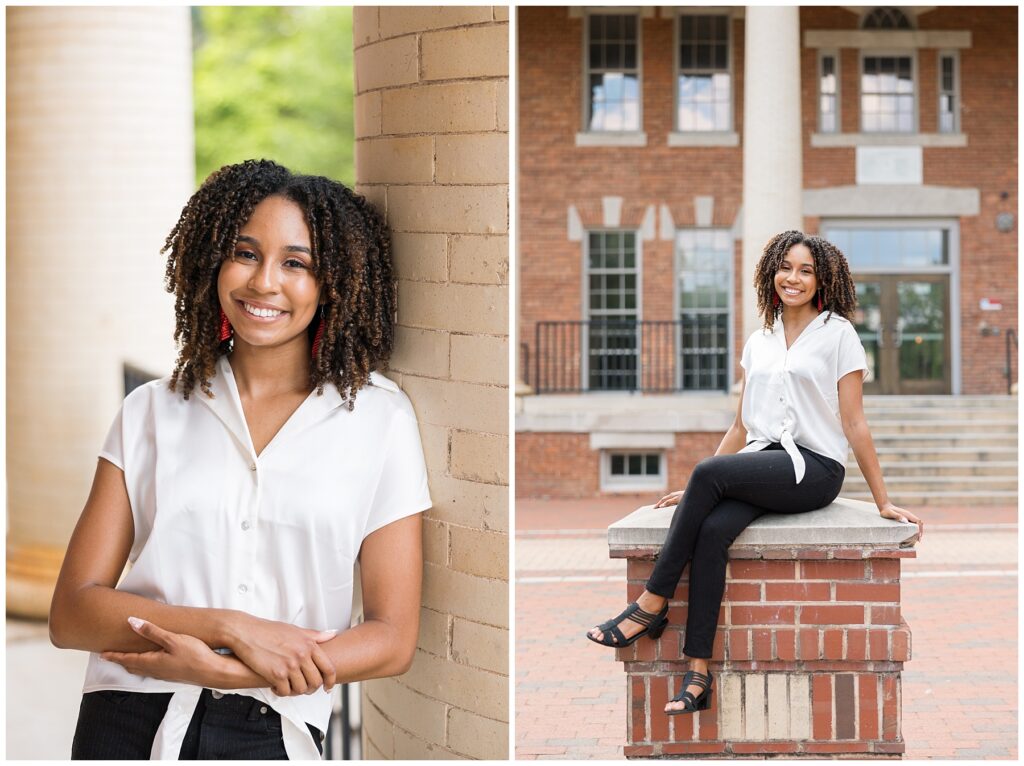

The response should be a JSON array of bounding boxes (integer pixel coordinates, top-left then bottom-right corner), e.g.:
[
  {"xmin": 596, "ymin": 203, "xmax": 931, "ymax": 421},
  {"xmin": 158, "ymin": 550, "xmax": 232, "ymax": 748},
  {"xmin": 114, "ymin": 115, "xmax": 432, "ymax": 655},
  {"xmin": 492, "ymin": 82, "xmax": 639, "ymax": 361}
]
[
  {"xmin": 217, "ymin": 194, "xmax": 321, "ymax": 353},
  {"xmin": 774, "ymin": 242, "xmax": 819, "ymax": 310}
]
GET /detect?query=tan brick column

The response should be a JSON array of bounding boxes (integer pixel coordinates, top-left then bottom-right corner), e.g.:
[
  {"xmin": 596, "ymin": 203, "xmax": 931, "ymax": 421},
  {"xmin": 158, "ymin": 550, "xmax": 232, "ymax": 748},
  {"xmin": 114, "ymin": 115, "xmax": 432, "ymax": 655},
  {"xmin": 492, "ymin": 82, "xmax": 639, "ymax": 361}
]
[
  {"xmin": 353, "ymin": 6, "xmax": 509, "ymax": 759},
  {"xmin": 6, "ymin": 8, "xmax": 193, "ymax": 618}
]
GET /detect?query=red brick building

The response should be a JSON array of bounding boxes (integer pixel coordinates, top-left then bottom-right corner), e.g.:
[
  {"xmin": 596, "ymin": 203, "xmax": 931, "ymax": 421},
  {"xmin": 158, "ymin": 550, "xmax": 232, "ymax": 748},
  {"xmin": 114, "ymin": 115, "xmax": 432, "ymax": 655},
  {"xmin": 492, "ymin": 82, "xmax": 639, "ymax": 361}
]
[{"xmin": 516, "ymin": 6, "xmax": 1017, "ymax": 499}]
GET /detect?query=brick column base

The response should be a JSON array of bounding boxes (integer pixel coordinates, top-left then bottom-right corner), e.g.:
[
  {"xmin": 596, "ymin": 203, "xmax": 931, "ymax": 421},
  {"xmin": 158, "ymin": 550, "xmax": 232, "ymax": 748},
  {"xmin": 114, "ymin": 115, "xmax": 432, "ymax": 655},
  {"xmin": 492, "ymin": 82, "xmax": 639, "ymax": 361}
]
[{"xmin": 609, "ymin": 500, "xmax": 917, "ymax": 758}]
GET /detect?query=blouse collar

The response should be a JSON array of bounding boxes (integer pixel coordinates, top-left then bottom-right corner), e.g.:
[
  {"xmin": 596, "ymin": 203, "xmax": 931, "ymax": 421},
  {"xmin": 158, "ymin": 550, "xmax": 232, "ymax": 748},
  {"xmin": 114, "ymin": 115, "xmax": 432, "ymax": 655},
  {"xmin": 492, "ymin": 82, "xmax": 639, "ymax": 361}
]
[{"xmin": 196, "ymin": 355, "xmax": 348, "ymax": 461}]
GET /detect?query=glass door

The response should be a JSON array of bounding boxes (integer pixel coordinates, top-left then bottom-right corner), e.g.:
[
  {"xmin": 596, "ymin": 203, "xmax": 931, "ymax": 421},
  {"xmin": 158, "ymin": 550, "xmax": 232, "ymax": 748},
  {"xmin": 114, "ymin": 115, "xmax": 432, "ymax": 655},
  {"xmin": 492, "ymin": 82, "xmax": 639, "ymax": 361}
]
[{"xmin": 852, "ymin": 275, "xmax": 950, "ymax": 394}]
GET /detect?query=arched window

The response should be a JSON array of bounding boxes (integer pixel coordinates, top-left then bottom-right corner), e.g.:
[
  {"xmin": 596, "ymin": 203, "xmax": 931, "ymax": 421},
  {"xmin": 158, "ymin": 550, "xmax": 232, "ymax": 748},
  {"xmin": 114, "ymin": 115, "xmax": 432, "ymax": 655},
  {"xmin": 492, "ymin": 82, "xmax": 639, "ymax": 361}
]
[{"xmin": 862, "ymin": 7, "xmax": 913, "ymax": 30}]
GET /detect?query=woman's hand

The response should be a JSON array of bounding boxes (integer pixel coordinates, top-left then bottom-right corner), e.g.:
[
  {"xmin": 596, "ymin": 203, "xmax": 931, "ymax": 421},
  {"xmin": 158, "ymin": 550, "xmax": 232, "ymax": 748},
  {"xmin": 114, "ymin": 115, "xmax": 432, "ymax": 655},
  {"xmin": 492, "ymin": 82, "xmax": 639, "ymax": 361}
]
[
  {"xmin": 879, "ymin": 502, "xmax": 924, "ymax": 541},
  {"xmin": 654, "ymin": 490, "xmax": 683, "ymax": 509},
  {"xmin": 221, "ymin": 613, "xmax": 338, "ymax": 697},
  {"xmin": 102, "ymin": 617, "xmax": 246, "ymax": 688}
]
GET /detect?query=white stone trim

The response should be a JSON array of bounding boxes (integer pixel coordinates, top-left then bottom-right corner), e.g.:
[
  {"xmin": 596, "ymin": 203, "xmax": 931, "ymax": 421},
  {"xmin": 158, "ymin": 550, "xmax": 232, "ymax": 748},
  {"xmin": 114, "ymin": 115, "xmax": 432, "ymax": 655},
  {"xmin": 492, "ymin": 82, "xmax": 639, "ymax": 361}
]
[
  {"xmin": 803, "ymin": 29, "xmax": 971, "ymax": 49},
  {"xmin": 694, "ymin": 196, "xmax": 714, "ymax": 228},
  {"xmin": 811, "ymin": 132, "xmax": 967, "ymax": 148},
  {"xmin": 570, "ymin": 6, "xmax": 655, "ymax": 19},
  {"xmin": 659, "ymin": 203, "xmax": 675, "ymax": 241},
  {"xmin": 804, "ymin": 185, "xmax": 980, "ymax": 217},
  {"xmin": 640, "ymin": 205, "xmax": 657, "ymax": 241},
  {"xmin": 602, "ymin": 196, "xmax": 623, "ymax": 227},
  {"xmin": 575, "ymin": 131, "xmax": 648, "ymax": 147},
  {"xmin": 567, "ymin": 204, "xmax": 583, "ymax": 241},
  {"xmin": 667, "ymin": 131, "xmax": 739, "ymax": 147},
  {"xmin": 590, "ymin": 431, "xmax": 675, "ymax": 450}
]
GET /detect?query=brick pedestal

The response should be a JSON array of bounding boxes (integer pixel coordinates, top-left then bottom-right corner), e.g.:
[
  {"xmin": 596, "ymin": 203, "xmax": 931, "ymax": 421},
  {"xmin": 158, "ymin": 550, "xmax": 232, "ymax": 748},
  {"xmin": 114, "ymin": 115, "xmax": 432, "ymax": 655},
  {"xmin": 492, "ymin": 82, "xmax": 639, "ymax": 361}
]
[{"xmin": 609, "ymin": 499, "xmax": 918, "ymax": 758}]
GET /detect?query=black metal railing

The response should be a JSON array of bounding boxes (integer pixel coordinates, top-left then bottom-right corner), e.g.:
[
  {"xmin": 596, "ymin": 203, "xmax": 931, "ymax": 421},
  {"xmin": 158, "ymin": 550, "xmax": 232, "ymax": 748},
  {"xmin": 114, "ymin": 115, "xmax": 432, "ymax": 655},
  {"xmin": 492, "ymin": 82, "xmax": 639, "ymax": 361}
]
[
  {"xmin": 324, "ymin": 683, "xmax": 360, "ymax": 759},
  {"xmin": 1006, "ymin": 328, "xmax": 1017, "ymax": 395},
  {"xmin": 532, "ymin": 319, "xmax": 729, "ymax": 394}
]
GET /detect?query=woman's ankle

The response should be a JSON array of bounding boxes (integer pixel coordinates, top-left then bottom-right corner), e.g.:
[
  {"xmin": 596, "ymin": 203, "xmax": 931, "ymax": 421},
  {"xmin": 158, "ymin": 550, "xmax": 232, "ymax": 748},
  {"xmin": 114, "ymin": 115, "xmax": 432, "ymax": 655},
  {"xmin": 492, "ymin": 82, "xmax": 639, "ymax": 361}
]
[{"xmin": 637, "ymin": 591, "xmax": 667, "ymax": 612}]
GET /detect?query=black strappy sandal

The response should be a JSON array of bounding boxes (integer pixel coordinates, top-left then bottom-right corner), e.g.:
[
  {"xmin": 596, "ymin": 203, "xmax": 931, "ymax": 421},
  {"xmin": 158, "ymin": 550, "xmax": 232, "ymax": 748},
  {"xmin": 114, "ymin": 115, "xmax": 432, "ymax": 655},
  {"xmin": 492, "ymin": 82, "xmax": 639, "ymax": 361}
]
[
  {"xmin": 666, "ymin": 669, "xmax": 713, "ymax": 715},
  {"xmin": 586, "ymin": 602, "xmax": 669, "ymax": 647}
]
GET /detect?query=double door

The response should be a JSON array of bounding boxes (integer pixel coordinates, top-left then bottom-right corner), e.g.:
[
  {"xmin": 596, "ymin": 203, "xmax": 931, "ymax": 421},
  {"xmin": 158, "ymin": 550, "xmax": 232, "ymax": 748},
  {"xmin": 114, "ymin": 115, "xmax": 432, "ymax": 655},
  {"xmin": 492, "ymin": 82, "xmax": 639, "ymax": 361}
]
[{"xmin": 853, "ymin": 275, "xmax": 951, "ymax": 394}]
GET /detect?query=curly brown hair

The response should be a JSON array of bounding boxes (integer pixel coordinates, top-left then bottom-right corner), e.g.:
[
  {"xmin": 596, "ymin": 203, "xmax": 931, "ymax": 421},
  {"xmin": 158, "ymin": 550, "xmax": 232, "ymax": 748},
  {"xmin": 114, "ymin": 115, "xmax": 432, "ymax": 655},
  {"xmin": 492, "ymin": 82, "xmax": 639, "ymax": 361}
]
[
  {"xmin": 753, "ymin": 230, "xmax": 858, "ymax": 331},
  {"xmin": 161, "ymin": 159, "xmax": 394, "ymax": 408}
]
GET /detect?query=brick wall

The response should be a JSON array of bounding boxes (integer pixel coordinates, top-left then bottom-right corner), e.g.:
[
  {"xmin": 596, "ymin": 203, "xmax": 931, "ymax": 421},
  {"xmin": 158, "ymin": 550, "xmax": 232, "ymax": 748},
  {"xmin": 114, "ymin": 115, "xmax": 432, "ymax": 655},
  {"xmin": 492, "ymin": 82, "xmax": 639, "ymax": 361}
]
[
  {"xmin": 518, "ymin": 5, "xmax": 1017, "ymax": 397},
  {"xmin": 6, "ymin": 7, "xmax": 192, "ymax": 616},
  {"xmin": 353, "ymin": 6, "xmax": 509, "ymax": 759},
  {"xmin": 614, "ymin": 529, "xmax": 915, "ymax": 757}
]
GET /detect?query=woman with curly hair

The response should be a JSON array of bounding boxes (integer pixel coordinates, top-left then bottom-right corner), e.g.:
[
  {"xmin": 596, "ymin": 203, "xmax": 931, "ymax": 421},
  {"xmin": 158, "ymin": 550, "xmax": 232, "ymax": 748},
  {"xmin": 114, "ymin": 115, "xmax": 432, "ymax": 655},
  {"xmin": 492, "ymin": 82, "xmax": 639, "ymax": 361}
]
[
  {"xmin": 50, "ymin": 159, "xmax": 431, "ymax": 759},
  {"xmin": 587, "ymin": 230, "xmax": 923, "ymax": 715}
]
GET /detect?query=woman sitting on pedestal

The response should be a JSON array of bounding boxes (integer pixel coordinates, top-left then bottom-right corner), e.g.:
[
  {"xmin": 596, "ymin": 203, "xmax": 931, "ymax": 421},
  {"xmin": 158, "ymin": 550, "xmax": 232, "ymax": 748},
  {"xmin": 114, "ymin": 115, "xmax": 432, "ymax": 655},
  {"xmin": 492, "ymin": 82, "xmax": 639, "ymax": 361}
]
[{"xmin": 587, "ymin": 230, "xmax": 923, "ymax": 715}]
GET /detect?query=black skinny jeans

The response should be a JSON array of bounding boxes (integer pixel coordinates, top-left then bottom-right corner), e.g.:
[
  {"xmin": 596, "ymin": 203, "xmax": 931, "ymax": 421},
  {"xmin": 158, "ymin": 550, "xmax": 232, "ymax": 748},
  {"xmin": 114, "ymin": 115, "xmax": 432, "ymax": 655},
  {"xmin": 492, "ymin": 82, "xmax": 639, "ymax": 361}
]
[
  {"xmin": 646, "ymin": 442, "xmax": 845, "ymax": 659},
  {"xmin": 71, "ymin": 688, "xmax": 324, "ymax": 760}
]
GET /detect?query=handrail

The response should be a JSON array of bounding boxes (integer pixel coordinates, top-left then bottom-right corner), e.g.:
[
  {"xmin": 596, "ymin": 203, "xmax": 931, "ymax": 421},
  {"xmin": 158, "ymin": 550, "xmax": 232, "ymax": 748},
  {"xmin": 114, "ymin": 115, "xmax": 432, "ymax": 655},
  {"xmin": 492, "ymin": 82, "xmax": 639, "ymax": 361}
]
[
  {"xmin": 520, "ymin": 341, "xmax": 530, "ymax": 388},
  {"xmin": 1006, "ymin": 328, "xmax": 1017, "ymax": 395}
]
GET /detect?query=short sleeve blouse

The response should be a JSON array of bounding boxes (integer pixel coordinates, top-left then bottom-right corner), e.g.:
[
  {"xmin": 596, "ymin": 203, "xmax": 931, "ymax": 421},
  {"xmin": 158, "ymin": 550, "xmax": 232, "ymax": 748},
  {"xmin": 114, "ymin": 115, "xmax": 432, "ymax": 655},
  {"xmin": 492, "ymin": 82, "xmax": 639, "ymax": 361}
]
[
  {"xmin": 738, "ymin": 312, "xmax": 868, "ymax": 483},
  {"xmin": 84, "ymin": 356, "xmax": 432, "ymax": 759}
]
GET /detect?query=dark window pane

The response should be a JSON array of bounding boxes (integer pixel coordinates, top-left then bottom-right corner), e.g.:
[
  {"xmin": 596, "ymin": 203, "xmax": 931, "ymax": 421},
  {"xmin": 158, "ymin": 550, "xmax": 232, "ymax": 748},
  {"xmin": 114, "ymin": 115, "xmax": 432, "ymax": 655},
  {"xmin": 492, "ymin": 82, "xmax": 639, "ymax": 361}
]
[
  {"xmin": 714, "ymin": 43, "xmax": 727, "ymax": 70},
  {"xmin": 624, "ymin": 44, "xmax": 636, "ymax": 70},
  {"xmin": 696, "ymin": 15, "xmax": 711, "ymax": 39},
  {"xmin": 645, "ymin": 454, "xmax": 660, "ymax": 475},
  {"xmin": 611, "ymin": 454, "xmax": 624, "ymax": 474},
  {"xmin": 624, "ymin": 14, "xmax": 636, "ymax": 38},
  {"xmin": 628, "ymin": 454, "xmax": 642, "ymax": 474},
  {"xmin": 680, "ymin": 15, "xmax": 693, "ymax": 39},
  {"xmin": 713, "ymin": 15, "xmax": 727, "ymax": 38}
]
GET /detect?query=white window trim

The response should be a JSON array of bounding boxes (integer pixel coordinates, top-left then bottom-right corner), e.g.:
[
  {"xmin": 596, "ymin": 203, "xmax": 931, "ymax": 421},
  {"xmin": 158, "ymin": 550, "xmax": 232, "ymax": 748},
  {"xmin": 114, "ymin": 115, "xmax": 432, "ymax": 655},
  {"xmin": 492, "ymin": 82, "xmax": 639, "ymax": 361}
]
[
  {"xmin": 578, "ymin": 7, "xmax": 645, "ymax": 146},
  {"xmin": 858, "ymin": 48, "xmax": 919, "ymax": 134},
  {"xmin": 673, "ymin": 227, "xmax": 735, "ymax": 393},
  {"xmin": 582, "ymin": 229, "xmax": 644, "ymax": 391},
  {"xmin": 668, "ymin": 7, "xmax": 737, "ymax": 146},
  {"xmin": 817, "ymin": 49, "xmax": 841, "ymax": 134},
  {"xmin": 937, "ymin": 49, "xmax": 961, "ymax": 134},
  {"xmin": 601, "ymin": 449, "xmax": 667, "ymax": 492}
]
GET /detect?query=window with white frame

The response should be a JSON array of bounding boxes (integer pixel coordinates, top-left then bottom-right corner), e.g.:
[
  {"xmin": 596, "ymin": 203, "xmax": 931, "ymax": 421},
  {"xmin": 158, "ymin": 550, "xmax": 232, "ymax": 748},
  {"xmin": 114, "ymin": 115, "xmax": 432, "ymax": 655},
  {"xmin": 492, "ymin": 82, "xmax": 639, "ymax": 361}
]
[
  {"xmin": 602, "ymin": 450, "xmax": 665, "ymax": 491},
  {"xmin": 860, "ymin": 54, "xmax": 915, "ymax": 132},
  {"xmin": 938, "ymin": 52, "xmax": 959, "ymax": 133},
  {"xmin": 585, "ymin": 12, "xmax": 641, "ymax": 132},
  {"xmin": 586, "ymin": 231, "xmax": 639, "ymax": 390},
  {"xmin": 818, "ymin": 51, "xmax": 839, "ymax": 133},
  {"xmin": 676, "ymin": 229, "xmax": 732, "ymax": 391},
  {"xmin": 676, "ymin": 13, "xmax": 731, "ymax": 132}
]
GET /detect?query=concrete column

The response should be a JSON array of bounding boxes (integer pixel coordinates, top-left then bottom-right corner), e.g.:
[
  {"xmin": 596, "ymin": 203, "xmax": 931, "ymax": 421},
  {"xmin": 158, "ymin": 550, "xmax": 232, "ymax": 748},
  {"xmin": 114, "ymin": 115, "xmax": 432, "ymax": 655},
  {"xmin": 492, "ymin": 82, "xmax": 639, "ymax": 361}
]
[
  {"xmin": 6, "ymin": 8, "xmax": 193, "ymax": 618},
  {"xmin": 353, "ymin": 6, "xmax": 509, "ymax": 760},
  {"xmin": 741, "ymin": 7, "xmax": 803, "ymax": 342}
]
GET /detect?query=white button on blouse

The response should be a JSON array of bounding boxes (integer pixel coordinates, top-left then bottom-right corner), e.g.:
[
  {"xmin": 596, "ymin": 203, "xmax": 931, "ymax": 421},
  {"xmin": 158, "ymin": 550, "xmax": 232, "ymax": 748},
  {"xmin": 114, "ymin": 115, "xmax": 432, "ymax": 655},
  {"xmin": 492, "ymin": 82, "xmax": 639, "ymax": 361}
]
[
  {"xmin": 738, "ymin": 312, "xmax": 868, "ymax": 483},
  {"xmin": 82, "ymin": 356, "xmax": 432, "ymax": 759}
]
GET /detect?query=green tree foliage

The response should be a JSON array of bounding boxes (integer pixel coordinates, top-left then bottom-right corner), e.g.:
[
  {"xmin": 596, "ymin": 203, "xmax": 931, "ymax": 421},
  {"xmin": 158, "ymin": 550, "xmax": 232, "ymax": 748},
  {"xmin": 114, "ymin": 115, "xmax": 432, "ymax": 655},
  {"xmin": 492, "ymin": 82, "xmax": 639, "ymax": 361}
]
[{"xmin": 192, "ymin": 7, "xmax": 354, "ymax": 187}]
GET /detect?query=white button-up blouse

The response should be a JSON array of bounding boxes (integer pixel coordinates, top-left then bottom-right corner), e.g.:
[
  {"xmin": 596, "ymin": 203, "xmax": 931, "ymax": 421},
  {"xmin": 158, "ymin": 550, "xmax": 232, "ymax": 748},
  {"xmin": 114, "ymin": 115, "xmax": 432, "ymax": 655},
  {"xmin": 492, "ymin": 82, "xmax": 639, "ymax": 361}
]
[
  {"xmin": 738, "ymin": 312, "xmax": 868, "ymax": 483},
  {"xmin": 82, "ymin": 356, "xmax": 432, "ymax": 759}
]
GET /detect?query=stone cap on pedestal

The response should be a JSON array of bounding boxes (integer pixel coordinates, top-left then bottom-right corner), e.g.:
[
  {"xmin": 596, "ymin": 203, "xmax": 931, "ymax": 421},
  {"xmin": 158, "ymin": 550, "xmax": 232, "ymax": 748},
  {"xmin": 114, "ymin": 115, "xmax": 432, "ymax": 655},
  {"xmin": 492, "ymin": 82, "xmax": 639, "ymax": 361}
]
[{"xmin": 608, "ymin": 497, "xmax": 919, "ymax": 557}]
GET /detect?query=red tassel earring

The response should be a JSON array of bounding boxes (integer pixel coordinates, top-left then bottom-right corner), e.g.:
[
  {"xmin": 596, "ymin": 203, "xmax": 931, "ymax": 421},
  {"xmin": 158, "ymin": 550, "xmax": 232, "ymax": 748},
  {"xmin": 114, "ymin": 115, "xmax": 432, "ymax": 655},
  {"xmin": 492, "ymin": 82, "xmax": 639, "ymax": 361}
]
[
  {"xmin": 772, "ymin": 292, "xmax": 781, "ymax": 308},
  {"xmin": 817, "ymin": 291, "xmax": 824, "ymax": 311},
  {"xmin": 311, "ymin": 306, "xmax": 325, "ymax": 359},
  {"xmin": 219, "ymin": 308, "xmax": 232, "ymax": 342}
]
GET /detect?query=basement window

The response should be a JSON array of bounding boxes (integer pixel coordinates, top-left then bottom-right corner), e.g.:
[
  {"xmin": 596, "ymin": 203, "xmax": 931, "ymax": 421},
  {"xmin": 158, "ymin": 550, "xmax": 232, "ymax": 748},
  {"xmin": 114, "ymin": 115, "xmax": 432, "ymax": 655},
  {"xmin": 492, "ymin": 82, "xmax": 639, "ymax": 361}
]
[{"xmin": 602, "ymin": 450, "xmax": 666, "ymax": 492}]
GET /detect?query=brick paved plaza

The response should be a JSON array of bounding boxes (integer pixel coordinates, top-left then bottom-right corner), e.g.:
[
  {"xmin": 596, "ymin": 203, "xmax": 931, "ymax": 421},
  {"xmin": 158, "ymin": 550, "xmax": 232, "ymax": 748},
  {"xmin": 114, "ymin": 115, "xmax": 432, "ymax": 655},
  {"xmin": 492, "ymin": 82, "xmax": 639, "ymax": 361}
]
[{"xmin": 515, "ymin": 498, "xmax": 1018, "ymax": 760}]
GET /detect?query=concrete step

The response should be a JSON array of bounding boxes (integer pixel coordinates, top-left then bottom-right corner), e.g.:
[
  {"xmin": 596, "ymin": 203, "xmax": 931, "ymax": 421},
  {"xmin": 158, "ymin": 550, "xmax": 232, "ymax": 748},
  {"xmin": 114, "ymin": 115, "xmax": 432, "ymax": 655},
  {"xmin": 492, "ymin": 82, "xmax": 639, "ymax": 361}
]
[
  {"xmin": 870, "ymin": 433, "xmax": 1018, "ymax": 448},
  {"xmin": 843, "ymin": 475, "xmax": 1018, "ymax": 493},
  {"xmin": 870, "ymin": 446, "xmax": 1017, "ymax": 461},
  {"xmin": 864, "ymin": 407, "xmax": 1019, "ymax": 421},
  {"xmin": 867, "ymin": 420, "xmax": 1017, "ymax": 435},
  {"xmin": 862, "ymin": 395, "xmax": 1017, "ymax": 408},
  {"xmin": 847, "ymin": 461, "xmax": 1018, "ymax": 478},
  {"xmin": 843, "ymin": 490, "xmax": 1018, "ymax": 506}
]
